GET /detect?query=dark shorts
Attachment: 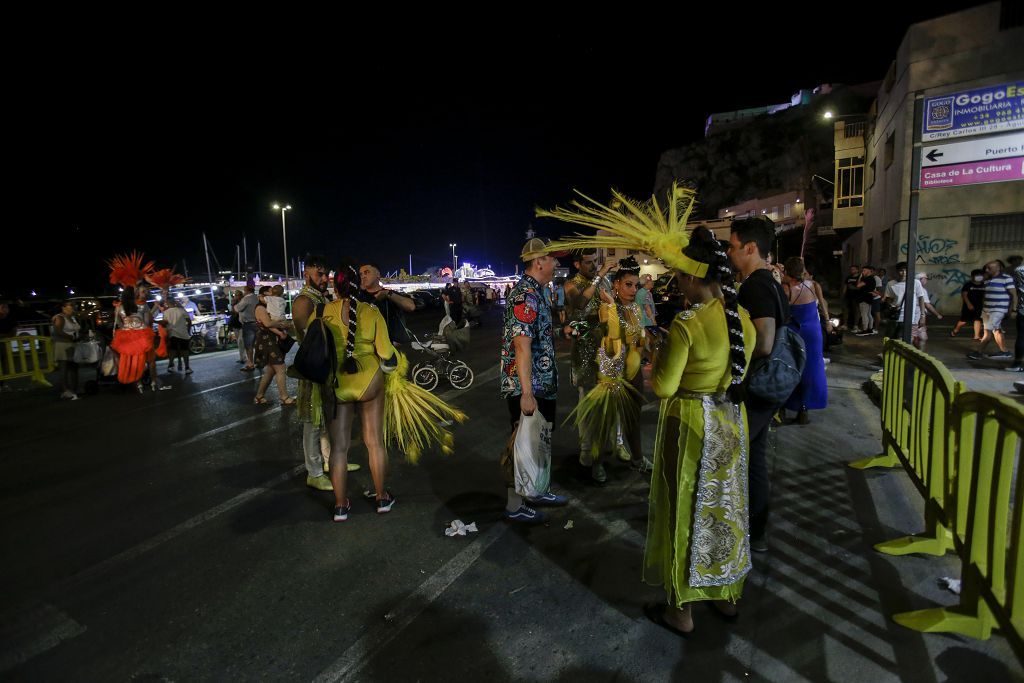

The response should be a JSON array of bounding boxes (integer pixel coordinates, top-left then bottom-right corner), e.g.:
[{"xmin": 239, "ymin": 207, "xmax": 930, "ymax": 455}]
[
  {"xmin": 169, "ymin": 337, "xmax": 190, "ymax": 352},
  {"xmin": 242, "ymin": 322, "xmax": 258, "ymax": 349}
]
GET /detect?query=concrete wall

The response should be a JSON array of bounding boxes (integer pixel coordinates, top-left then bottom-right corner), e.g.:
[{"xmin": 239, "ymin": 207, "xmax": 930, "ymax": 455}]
[{"xmin": 856, "ymin": 2, "xmax": 1024, "ymax": 313}]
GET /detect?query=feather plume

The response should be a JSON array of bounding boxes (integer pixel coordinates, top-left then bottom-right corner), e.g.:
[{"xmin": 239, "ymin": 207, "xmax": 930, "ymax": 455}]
[
  {"xmin": 535, "ymin": 182, "xmax": 698, "ymax": 271},
  {"xmin": 107, "ymin": 251, "xmax": 155, "ymax": 288},
  {"xmin": 146, "ymin": 267, "xmax": 187, "ymax": 289}
]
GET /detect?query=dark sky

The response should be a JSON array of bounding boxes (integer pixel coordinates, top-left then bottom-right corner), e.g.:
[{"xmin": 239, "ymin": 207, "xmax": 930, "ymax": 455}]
[{"xmin": 4, "ymin": 2, "xmax": 986, "ymax": 297}]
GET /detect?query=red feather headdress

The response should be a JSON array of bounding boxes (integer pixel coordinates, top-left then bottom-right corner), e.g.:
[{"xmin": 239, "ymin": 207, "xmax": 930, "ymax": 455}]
[
  {"xmin": 107, "ymin": 252, "xmax": 155, "ymax": 288},
  {"xmin": 146, "ymin": 267, "xmax": 187, "ymax": 289}
]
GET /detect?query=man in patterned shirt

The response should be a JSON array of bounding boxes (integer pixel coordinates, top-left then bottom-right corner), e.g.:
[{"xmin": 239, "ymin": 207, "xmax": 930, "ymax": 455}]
[{"xmin": 499, "ymin": 238, "xmax": 569, "ymax": 523}]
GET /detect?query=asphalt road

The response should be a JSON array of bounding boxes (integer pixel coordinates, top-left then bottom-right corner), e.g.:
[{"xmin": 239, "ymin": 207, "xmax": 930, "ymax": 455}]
[{"xmin": 2, "ymin": 304, "xmax": 1020, "ymax": 681}]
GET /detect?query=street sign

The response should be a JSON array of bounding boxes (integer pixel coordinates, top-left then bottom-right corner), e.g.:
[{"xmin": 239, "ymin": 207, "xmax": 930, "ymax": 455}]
[
  {"xmin": 920, "ymin": 156, "xmax": 1023, "ymax": 189},
  {"xmin": 921, "ymin": 132, "xmax": 1024, "ymax": 167},
  {"xmin": 922, "ymin": 82, "xmax": 1024, "ymax": 141}
]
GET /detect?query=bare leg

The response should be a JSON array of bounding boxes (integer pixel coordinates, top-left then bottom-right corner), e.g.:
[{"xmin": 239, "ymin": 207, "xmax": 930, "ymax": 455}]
[
  {"xmin": 993, "ymin": 329, "xmax": 1008, "ymax": 353},
  {"xmin": 973, "ymin": 320, "xmax": 982, "ymax": 340},
  {"xmin": 273, "ymin": 364, "xmax": 288, "ymax": 399},
  {"xmin": 255, "ymin": 366, "xmax": 273, "ymax": 399},
  {"xmin": 328, "ymin": 402, "xmax": 357, "ymax": 507},
  {"xmin": 359, "ymin": 370, "xmax": 388, "ymax": 499}
]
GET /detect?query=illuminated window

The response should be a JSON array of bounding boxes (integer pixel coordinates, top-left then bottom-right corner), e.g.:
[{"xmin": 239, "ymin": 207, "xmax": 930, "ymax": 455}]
[
  {"xmin": 783, "ymin": 203, "xmax": 792, "ymax": 218},
  {"xmin": 835, "ymin": 156, "xmax": 864, "ymax": 209}
]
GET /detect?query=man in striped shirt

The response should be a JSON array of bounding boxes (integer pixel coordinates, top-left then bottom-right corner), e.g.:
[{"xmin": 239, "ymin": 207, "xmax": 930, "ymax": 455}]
[{"xmin": 967, "ymin": 259, "xmax": 1017, "ymax": 361}]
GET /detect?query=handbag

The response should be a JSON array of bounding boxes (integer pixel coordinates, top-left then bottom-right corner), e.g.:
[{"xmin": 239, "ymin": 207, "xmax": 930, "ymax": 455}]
[
  {"xmin": 883, "ymin": 291, "xmax": 905, "ymax": 321},
  {"xmin": 744, "ymin": 281, "xmax": 807, "ymax": 408},
  {"xmin": 278, "ymin": 334, "xmax": 296, "ymax": 354},
  {"xmin": 228, "ymin": 311, "xmax": 242, "ymax": 329},
  {"xmin": 99, "ymin": 345, "xmax": 119, "ymax": 377}
]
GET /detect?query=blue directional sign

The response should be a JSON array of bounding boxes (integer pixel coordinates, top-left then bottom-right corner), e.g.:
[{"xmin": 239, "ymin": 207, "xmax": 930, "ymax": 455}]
[{"xmin": 922, "ymin": 82, "xmax": 1024, "ymax": 141}]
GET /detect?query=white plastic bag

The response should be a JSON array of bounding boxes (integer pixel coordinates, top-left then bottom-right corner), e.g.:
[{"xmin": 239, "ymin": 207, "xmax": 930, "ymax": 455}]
[
  {"xmin": 74, "ymin": 341, "xmax": 101, "ymax": 364},
  {"xmin": 99, "ymin": 346, "xmax": 119, "ymax": 377},
  {"xmin": 513, "ymin": 411, "xmax": 551, "ymax": 498}
]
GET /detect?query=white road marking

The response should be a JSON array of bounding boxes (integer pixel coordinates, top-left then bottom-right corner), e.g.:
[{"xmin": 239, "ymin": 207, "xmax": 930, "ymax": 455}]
[
  {"xmin": 312, "ymin": 523, "xmax": 507, "ymax": 683},
  {"xmin": 171, "ymin": 406, "xmax": 284, "ymax": 447},
  {"xmin": 0, "ymin": 602, "xmax": 86, "ymax": 672}
]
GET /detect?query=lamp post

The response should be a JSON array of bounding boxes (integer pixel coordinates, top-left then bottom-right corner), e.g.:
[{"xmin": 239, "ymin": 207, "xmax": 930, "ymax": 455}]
[
  {"xmin": 272, "ymin": 203, "xmax": 291, "ymax": 286},
  {"xmin": 449, "ymin": 243, "xmax": 457, "ymax": 275}
]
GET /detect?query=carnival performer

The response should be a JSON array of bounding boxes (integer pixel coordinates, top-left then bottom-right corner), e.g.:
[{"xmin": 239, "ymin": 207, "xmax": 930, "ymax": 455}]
[
  {"xmin": 562, "ymin": 248, "xmax": 615, "ymax": 482},
  {"xmin": 538, "ymin": 184, "xmax": 755, "ymax": 636},
  {"xmin": 567, "ymin": 255, "xmax": 648, "ymax": 473},
  {"xmin": 313, "ymin": 263, "xmax": 465, "ymax": 523},
  {"xmin": 108, "ymin": 252, "xmax": 162, "ymax": 393}
]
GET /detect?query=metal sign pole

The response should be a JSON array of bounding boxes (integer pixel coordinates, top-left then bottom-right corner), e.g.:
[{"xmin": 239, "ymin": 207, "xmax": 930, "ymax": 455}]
[{"xmin": 902, "ymin": 93, "xmax": 924, "ymax": 344}]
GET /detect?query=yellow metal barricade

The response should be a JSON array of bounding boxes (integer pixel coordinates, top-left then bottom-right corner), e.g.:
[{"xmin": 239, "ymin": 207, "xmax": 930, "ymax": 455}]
[
  {"xmin": 0, "ymin": 336, "xmax": 54, "ymax": 386},
  {"xmin": 849, "ymin": 338, "xmax": 966, "ymax": 556},
  {"xmin": 893, "ymin": 392, "xmax": 1024, "ymax": 663}
]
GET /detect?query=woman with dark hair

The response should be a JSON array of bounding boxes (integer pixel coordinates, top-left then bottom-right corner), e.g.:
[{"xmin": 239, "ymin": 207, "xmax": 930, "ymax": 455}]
[
  {"xmin": 781, "ymin": 256, "xmax": 828, "ymax": 424},
  {"xmin": 567, "ymin": 255, "xmax": 648, "ymax": 482},
  {"xmin": 253, "ymin": 285, "xmax": 294, "ymax": 405},
  {"xmin": 51, "ymin": 300, "xmax": 81, "ymax": 400},
  {"xmin": 643, "ymin": 227, "xmax": 756, "ymax": 636}
]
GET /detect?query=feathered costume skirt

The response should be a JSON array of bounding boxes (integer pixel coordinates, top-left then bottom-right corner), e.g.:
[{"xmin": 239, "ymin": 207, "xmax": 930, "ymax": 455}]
[
  {"xmin": 111, "ymin": 328, "xmax": 154, "ymax": 384},
  {"xmin": 383, "ymin": 352, "xmax": 466, "ymax": 463}
]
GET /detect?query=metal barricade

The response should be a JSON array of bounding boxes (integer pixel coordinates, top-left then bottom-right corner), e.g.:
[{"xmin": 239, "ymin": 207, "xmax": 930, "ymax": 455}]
[
  {"xmin": 849, "ymin": 338, "xmax": 966, "ymax": 556},
  {"xmin": 893, "ymin": 391, "xmax": 1023, "ymax": 663},
  {"xmin": 0, "ymin": 335, "xmax": 55, "ymax": 386}
]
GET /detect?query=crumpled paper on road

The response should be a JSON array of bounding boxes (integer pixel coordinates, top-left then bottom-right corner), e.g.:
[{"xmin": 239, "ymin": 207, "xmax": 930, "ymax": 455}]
[
  {"xmin": 938, "ymin": 577, "xmax": 961, "ymax": 595},
  {"xmin": 445, "ymin": 520, "xmax": 478, "ymax": 537}
]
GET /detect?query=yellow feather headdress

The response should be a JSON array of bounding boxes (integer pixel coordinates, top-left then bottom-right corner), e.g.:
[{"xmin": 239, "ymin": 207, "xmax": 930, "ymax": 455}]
[{"xmin": 535, "ymin": 182, "xmax": 699, "ymax": 273}]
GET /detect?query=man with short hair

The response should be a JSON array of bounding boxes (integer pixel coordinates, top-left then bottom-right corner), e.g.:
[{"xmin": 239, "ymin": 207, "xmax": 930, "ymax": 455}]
[
  {"xmin": 1006, "ymin": 255, "xmax": 1024, "ymax": 372},
  {"xmin": 162, "ymin": 297, "xmax": 193, "ymax": 374},
  {"xmin": 358, "ymin": 263, "xmax": 415, "ymax": 346},
  {"xmin": 635, "ymin": 275, "xmax": 657, "ymax": 365},
  {"xmin": 729, "ymin": 216, "xmax": 787, "ymax": 553},
  {"xmin": 968, "ymin": 259, "xmax": 1017, "ymax": 361},
  {"xmin": 562, "ymin": 248, "xmax": 615, "ymax": 482},
  {"xmin": 882, "ymin": 262, "xmax": 929, "ymax": 347},
  {"xmin": 842, "ymin": 265, "xmax": 861, "ymax": 330},
  {"xmin": 854, "ymin": 266, "xmax": 880, "ymax": 336},
  {"xmin": 291, "ymin": 255, "xmax": 353, "ymax": 492},
  {"xmin": 234, "ymin": 285, "xmax": 259, "ymax": 371},
  {"xmin": 500, "ymin": 238, "xmax": 570, "ymax": 523}
]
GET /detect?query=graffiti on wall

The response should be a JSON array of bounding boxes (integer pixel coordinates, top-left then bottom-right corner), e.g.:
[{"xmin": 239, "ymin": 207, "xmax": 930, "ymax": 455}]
[
  {"xmin": 919, "ymin": 267, "xmax": 970, "ymax": 310},
  {"xmin": 900, "ymin": 235, "xmax": 961, "ymax": 264}
]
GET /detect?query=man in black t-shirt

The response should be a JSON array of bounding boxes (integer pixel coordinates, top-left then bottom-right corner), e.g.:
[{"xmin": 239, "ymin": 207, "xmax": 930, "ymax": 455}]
[
  {"xmin": 841, "ymin": 265, "xmax": 861, "ymax": 330},
  {"xmin": 358, "ymin": 264, "xmax": 415, "ymax": 346},
  {"xmin": 729, "ymin": 216, "xmax": 788, "ymax": 553}
]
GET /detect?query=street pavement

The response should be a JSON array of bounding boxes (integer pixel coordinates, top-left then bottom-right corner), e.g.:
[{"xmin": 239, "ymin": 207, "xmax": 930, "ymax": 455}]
[{"xmin": 1, "ymin": 305, "xmax": 1021, "ymax": 681}]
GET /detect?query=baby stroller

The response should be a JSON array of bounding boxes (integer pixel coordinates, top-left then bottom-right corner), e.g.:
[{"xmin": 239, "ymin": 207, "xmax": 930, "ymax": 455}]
[{"xmin": 407, "ymin": 306, "xmax": 474, "ymax": 391}]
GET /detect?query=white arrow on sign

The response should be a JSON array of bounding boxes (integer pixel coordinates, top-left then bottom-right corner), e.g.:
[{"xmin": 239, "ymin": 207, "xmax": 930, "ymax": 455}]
[{"xmin": 921, "ymin": 132, "xmax": 1024, "ymax": 167}]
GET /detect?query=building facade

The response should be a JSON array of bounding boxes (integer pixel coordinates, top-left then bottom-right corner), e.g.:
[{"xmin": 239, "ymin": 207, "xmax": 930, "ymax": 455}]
[{"xmin": 842, "ymin": 2, "xmax": 1024, "ymax": 314}]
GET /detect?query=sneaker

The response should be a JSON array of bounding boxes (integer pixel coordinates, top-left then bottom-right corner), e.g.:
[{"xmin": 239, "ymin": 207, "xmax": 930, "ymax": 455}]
[
  {"xmin": 184, "ymin": 368, "xmax": 193, "ymax": 375},
  {"xmin": 854, "ymin": 330, "xmax": 874, "ymax": 337},
  {"xmin": 306, "ymin": 474, "xmax": 333, "ymax": 491},
  {"xmin": 60, "ymin": 390, "xmax": 75, "ymax": 400},
  {"xmin": 525, "ymin": 491, "xmax": 569, "ymax": 507},
  {"xmin": 332, "ymin": 501, "xmax": 351, "ymax": 522},
  {"xmin": 966, "ymin": 352, "xmax": 982, "ymax": 360},
  {"xmin": 986, "ymin": 351, "xmax": 1013, "ymax": 359},
  {"xmin": 823, "ymin": 357, "xmax": 831, "ymax": 366},
  {"xmin": 504, "ymin": 504, "xmax": 545, "ymax": 524},
  {"xmin": 616, "ymin": 445, "xmax": 632, "ymax": 462},
  {"xmin": 591, "ymin": 462, "xmax": 608, "ymax": 484},
  {"xmin": 158, "ymin": 385, "xmax": 172, "ymax": 391},
  {"xmin": 167, "ymin": 366, "xmax": 177, "ymax": 373},
  {"xmin": 1004, "ymin": 366, "xmax": 1024, "ymax": 373},
  {"xmin": 377, "ymin": 491, "xmax": 396, "ymax": 514}
]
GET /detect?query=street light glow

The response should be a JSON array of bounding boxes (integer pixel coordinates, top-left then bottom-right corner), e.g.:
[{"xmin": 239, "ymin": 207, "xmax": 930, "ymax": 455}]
[
  {"xmin": 272, "ymin": 203, "xmax": 280, "ymax": 210},
  {"xmin": 823, "ymin": 111, "xmax": 834, "ymax": 119}
]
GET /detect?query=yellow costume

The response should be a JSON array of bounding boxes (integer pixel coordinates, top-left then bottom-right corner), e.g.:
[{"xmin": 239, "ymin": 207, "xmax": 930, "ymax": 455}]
[
  {"xmin": 319, "ymin": 299, "xmax": 396, "ymax": 402},
  {"xmin": 644, "ymin": 298, "xmax": 755, "ymax": 605},
  {"xmin": 567, "ymin": 300, "xmax": 646, "ymax": 456},
  {"xmin": 314, "ymin": 298, "xmax": 466, "ymax": 463}
]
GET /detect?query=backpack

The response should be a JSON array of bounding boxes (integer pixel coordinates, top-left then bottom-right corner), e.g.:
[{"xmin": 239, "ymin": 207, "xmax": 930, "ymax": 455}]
[
  {"xmin": 292, "ymin": 303, "xmax": 336, "ymax": 385},
  {"xmin": 744, "ymin": 281, "xmax": 807, "ymax": 408}
]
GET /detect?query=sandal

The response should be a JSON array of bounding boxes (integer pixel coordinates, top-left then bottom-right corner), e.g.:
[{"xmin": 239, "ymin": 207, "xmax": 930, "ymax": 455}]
[
  {"xmin": 281, "ymin": 396, "xmax": 296, "ymax": 406},
  {"xmin": 643, "ymin": 603, "xmax": 692, "ymax": 638},
  {"xmin": 254, "ymin": 396, "xmax": 268, "ymax": 404}
]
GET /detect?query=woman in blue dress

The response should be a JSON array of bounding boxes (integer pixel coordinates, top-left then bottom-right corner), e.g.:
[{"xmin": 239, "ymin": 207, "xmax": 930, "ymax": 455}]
[{"xmin": 782, "ymin": 257, "xmax": 828, "ymax": 424}]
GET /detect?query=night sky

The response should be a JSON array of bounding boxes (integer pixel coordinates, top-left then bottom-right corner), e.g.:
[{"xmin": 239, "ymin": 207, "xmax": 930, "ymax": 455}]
[{"xmin": 3, "ymin": 2, "xmax": 986, "ymax": 299}]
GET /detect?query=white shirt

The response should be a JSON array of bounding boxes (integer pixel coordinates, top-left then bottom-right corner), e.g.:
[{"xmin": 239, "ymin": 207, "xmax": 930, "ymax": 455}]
[
  {"xmin": 884, "ymin": 279, "xmax": 927, "ymax": 323},
  {"xmin": 265, "ymin": 296, "xmax": 287, "ymax": 321},
  {"xmin": 163, "ymin": 306, "xmax": 192, "ymax": 340}
]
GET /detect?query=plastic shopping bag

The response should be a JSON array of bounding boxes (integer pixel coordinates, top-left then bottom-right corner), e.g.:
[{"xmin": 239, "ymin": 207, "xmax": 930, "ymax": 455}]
[
  {"xmin": 74, "ymin": 341, "xmax": 101, "ymax": 364},
  {"xmin": 513, "ymin": 411, "xmax": 552, "ymax": 498},
  {"xmin": 99, "ymin": 346, "xmax": 119, "ymax": 377}
]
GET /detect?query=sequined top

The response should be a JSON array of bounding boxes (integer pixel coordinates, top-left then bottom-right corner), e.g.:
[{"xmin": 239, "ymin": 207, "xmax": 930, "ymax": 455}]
[{"xmin": 565, "ymin": 272, "xmax": 610, "ymax": 387}]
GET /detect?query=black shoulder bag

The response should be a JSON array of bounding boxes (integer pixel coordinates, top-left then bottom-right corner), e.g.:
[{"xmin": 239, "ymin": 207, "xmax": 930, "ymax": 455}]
[{"xmin": 744, "ymin": 280, "xmax": 807, "ymax": 409}]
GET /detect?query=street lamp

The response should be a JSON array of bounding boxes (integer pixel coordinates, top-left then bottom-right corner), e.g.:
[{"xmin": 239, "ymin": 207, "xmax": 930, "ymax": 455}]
[
  {"xmin": 449, "ymin": 243, "xmax": 458, "ymax": 274},
  {"xmin": 272, "ymin": 203, "xmax": 292, "ymax": 285}
]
